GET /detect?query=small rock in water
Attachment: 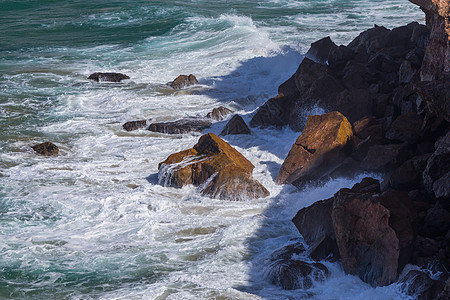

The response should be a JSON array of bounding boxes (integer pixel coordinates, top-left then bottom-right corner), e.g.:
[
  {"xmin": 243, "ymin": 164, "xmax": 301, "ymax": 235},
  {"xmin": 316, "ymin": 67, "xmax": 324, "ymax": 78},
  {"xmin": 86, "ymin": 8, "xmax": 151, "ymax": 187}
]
[
  {"xmin": 123, "ymin": 120, "xmax": 147, "ymax": 131},
  {"xmin": 220, "ymin": 115, "xmax": 251, "ymax": 136},
  {"xmin": 170, "ymin": 74, "xmax": 199, "ymax": 89},
  {"xmin": 87, "ymin": 72, "xmax": 130, "ymax": 82},
  {"xmin": 148, "ymin": 118, "xmax": 211, "ymax": 134},
  {"xmin": 206, "ymin": 106, "xmax": 234, "ymax": 121},
  {"xmin": 398, "ymin": 270, "xmax": 445, "ymax": 300},
  {"xmin": 32, "ymin": 142, "xmax": 59, "ymax": 156}
]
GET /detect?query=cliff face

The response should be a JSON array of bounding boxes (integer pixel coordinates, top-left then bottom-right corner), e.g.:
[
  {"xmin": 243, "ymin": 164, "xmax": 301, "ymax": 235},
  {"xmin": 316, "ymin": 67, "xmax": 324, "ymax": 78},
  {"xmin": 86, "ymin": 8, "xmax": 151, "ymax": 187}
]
[{"xmin": 409, "ymin": 0, "xmax": 450, "ymax": 80}]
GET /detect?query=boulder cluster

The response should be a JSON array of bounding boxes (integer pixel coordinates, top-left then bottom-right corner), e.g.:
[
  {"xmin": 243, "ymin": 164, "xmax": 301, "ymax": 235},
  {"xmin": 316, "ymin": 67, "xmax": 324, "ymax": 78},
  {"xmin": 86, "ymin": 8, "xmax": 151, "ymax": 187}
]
[{"xmin": 257, "ymin": 0, "xmax": 449, "ymax": 296}]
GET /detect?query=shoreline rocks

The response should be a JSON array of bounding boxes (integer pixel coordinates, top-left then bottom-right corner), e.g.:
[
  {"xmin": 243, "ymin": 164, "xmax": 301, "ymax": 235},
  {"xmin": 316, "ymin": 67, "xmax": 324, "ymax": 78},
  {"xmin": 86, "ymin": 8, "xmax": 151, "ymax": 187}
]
[
  {"xmin": 158, "ymin": 133, "xmax": 269, "ymax": 201},
  {"xmin": 32, "ymin": 142, "xmax": 59, "ymax": 156},
  {"xmin": 169, "ymin": 74, "xmax": 199, "ymax": 89},
  {"xmin": 87, "ymin": 72, "xmax": 130, "ymax": 82},
  {"xmin": 148, "ymin": 118, "xmax": 212, "ymax": 134},
  {"xmin": 123, "ymin": 120, "xmax": 147, "ymax": 131}
]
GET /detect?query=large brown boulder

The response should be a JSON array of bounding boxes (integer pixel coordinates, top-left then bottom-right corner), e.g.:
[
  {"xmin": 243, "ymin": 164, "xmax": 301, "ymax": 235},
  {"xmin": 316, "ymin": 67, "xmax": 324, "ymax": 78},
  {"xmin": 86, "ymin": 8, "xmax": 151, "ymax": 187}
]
[
  {"xmin": 158, "ymin": 133, "xmax": 269, "ymax": 201},
  {"xmin": 87, "ymin": 72, "xmax": 130, "ymax": 82},
  {"xmin": 276, "ymin": 111, "xmax": 353, "ymax": 186},
  {"xmin": 408, "ymin": 0, "xmax": 450, "ymax": 80},
  {"xmin": 32, "ymin": 142, "xmax": 59, "ymax": 156},
  {"xmin": 332, "ymin": 182, "xmax": 399, "ymax": 286}
]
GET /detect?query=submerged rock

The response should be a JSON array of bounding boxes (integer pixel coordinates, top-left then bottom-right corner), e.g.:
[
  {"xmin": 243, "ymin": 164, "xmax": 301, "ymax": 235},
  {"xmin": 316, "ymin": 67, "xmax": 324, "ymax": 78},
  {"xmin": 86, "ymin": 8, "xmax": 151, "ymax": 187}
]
[
  {"xmin": 170, "ymin": 74, "xmax": 199, "ymax": 89},
  {"xmin": 87, "ymin": 72, "xmax": 130, "ymax": 82},
  {"xmin": 123, "ymin": 120, "xmax": 147, "ymax": 131},
  {"xmin": 220, "ymin": 115, "xmax": 251, "ymax": 136},
  {"xmin": 276, "ymin": 111, "xmax": 353, "ymax": 186},
  {"xmin": 32, "ymin": 142, "xmax": 59, "ymax": 156},
  {"xmin": 158, "ymin": 133, "xmax": 269, "ymax": 200},
  {"xmin": 206, "ymin": 106, "xmax": 234, "ymax": 121},
  {"xmin": 399, "ymin": 270, "xmax": 445, "ymax": 300},
  {"xmin": 148, "ymin": 118, "xmax": 211, "ymax": 134}
]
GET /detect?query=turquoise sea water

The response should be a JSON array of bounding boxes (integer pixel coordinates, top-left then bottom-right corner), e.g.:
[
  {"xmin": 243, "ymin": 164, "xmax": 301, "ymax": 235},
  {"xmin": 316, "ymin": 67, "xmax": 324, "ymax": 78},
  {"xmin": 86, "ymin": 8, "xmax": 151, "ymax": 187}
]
[{"xmin": 1, "ymin": 1, "xmax": 424, "ymax": 299}]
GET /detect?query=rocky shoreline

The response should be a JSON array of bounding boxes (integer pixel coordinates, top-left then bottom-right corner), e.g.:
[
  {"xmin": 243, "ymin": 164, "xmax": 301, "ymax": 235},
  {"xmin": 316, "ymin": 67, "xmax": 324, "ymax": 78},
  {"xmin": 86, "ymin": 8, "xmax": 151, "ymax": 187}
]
[{"xmin": 30, "ymin": 0, "xmax": 449, "ymax": 297}]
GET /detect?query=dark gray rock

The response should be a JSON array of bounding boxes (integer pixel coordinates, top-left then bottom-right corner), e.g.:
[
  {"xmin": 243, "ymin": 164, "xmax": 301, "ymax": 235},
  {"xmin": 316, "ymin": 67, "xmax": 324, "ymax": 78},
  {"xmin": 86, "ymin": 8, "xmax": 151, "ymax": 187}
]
[
  {"xmin": 88, "ymin": 72, "xmax": 130, "ymax": 82},
  {"xmin": 220, "ymin": 115, "xmax": 250, "ymax": 136},
  {"xmin": 206, "ymin": 106, "xmax": 234, "ymax": 121},
  {"xmin": 305, "ymin": 36, "xmax": 337, "ymax": 63},
  {"xmin": 123, "ymin": 120, "xmax": 147, "ymax": 131},
  {"xmin": 148, "ymin": 118, "xmax": 211, "ymax": 134}
]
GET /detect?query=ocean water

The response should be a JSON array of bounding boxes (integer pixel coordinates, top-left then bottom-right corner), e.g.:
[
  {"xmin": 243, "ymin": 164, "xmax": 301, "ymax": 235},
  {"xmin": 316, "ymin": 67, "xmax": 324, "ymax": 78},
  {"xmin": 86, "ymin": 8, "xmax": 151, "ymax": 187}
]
[{"xmin": 0, "ymin": 1, "xmax": 424, "ymax": 299}]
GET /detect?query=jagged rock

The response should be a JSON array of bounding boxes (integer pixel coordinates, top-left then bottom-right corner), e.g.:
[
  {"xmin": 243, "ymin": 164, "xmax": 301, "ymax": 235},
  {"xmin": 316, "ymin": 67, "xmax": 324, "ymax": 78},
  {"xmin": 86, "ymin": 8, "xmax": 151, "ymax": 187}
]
[
  {"xmin": 122, "ymin": 120, "xmax": 147, "ymax": 131},
  {"xmin": 305, "ymin": 36, "xmax": 338, "ymax": 63},
  {"xmin": 379, "ymin": 190, "xmax": 418, "ymax": 272},
  {"xmin": 32, "ymin": 142, "xmax": 59, "ymax": 156},
  {"xmin": 348, "ymin": 25, "xmax": 391, "ymax": 57},
  {"xmin": 327, "ymin": 45, "xmax": 355, "ymax": 70},
  {"xmin": 87, "ymin": 72, "xmax": 130, "ymax": 82},
  {"xmin": 206, "ymin": 106, "xmax": 234, "ymax": 121},
  {"xmin": 267, "ymin": 258, "xmax": 328, "ymax": 290},
  {"xmin": 399, "ymin": 270, "xmax": 446, "ymax": 300},
  {"xmin": 437, "ymin": 277, "xmax": 450, "ymax": 300},
  {"xmin": 220, "ymin": 115, "xmax": 251, "ymax": 136},
  {"xmin": 332, "ymin": 180, "xmax": 399, "ymax": 287},
  {"xmin": 389, "ymin": 154, "xmax": 431, "ymax": 190},
  {"xmin": 385, "ymin": 112, "xmax": 424, "ymax": 143},
  {"xmin": 423, "ymin": 131, "xmax": 450, "ymax": 198},
  {"xmin": 158, "ymin": 133, "xmax": 269, "ymax": 200},
  {"xmin": 309, "ymin": 235, "xmax": 340, "ymax": 262},
  {"xmin": 408, "ymin": 0, "xmax": 450, "ymax": 80},
  {"xmin": 250, "ymin": 94, "xmax": 293, "ymax": 129},
  {"xmin": 276, "ymin": 111, "xmax": 353, "ymax": 186},
  {"xmin": 148, "ymin": 118, "xmax": 211, "ymax": 134},
  {"xmin": 416, "ymin": 79, "xmax": 450, "ymax": 122},
  {"xmin": 269, "ymin": 242, "xmax": 306, "ymax": 260},
  {"xmin": 362, "ymin": 143, "xmax": 413, "ymax": 172},
  {"xmin": 170, "ymin": 74, "xmax": 199, "ymax": 89},
  {"xmin": 292, "ymin": 198, "xmax": 335, "ymax": 246},
  {"xmin": 422, "ymin": 202, "xmax": 450, "ymax": 237}
]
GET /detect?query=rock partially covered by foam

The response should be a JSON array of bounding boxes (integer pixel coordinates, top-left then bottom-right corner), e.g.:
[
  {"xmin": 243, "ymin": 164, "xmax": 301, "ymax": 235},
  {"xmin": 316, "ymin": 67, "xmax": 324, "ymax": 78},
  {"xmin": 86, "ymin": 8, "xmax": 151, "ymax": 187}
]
[
  {"xmin": 206, "ymin": 106, "xmax": 234, "ymax": 121},
  {"xmin": 87, "ymin": 72, "xmax": 130, "ymax": 82},
  {"xmin": 32, "ymin": 142, "xmax": 59, "ymax": 156},
  {"xmin": 123, "ymin": 120, "xmax": 147, "ymax": 131},
  {"xmin": 170, "ymin": 74, "xmax": 199, "ymax": 89},
  {"xmin": 158, "ymin": 133, "xmax": 269, "ymax": 200}
]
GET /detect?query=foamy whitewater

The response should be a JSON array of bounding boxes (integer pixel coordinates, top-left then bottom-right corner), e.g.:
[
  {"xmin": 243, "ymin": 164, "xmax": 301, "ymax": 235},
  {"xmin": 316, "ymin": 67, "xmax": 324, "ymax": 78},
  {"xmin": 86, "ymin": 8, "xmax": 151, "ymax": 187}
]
[{"xmin": 0, "ymin": 1, "xmax": 425, "ymax": 299}]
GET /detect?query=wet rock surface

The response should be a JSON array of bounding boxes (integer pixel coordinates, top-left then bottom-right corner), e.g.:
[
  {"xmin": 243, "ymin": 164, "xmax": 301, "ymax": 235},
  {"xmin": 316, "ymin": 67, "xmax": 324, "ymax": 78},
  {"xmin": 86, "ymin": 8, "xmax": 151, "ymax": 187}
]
[
  {"xmin": 148, "ymin": 118, "xmax": 212, "ymax": 134},
  {"xmin": 206, "ymin": 106, "xmax": 234, "ymax": 121},
  {"xmin": 169, "ymin": 74, "xmax": 199, "ymax": 89},
  {"xmin": 87, "ymin": 72, "xmax": 130, "ymax": 82},
  {"xmin": 220, "ymin": 115, "xmax": 251, "ymax": 136},
  {"xmin": 123, "ymin": 120, "xmax": 147, "ymax": 131},
  {"xmin": 32, "ymin": 142, "xmax": 59, "ymax": 156}
]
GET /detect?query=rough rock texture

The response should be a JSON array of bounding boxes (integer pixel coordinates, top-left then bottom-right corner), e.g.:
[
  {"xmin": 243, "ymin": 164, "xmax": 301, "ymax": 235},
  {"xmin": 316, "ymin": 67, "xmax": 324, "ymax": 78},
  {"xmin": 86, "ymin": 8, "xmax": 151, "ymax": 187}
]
[
  {"xmin": 416, "ymin": 79, "xmax": 450, "ymax": 122},
  {"xmin": 423, "ymin": 130, "xmax": 450, "ymax": 198},
  {"xmin": 220, "ymin": 115, "xmax": 251, "ymax": 136},
  {"xmin": 385, "ymin": 112, "xmax": 424, "ymax": 143},
  {"xmin": 399, "ymin": 270, "xmax": 446, "ymax": 300},
  {"xmin": 32, "ymin": 142, "xmax": 59, "ymax": 156},
  {"xmin": 148, "ymin": 118, "xmax": 211, "ymax": 134},
  {"xmin": 170, "ymin": 74, "xmax": 199, "ymax": 89},
  {"xmin": 158, "ymin": 133, "xmax": 269, "ymax": 200},
  {"xmin": 206, "ymin": 106, "xmax": 234, "ymax": 121},
  {"xmin": 305, "ymin": 36, "xmax": 338, "ymax": 63},
  {"xmin": 276, "ymin": 111, "xmax": 353, "ymax": 186},
  {"xmin": 332, "ymin": 182, "xmax": 399, "ymax": 287},
  {"xmin": 408, "ymin": 0, "xmax": 450, "ymax": 80},
  {"xmin": 87, "ymin": 72, "xmax": 130, "ymax": 82},
  {"xmin": 362, "ymin": 143, "xmax": 413, "ymax": 172},
  {"xmin": 123, "ymin": 120, "xmax": 147, "ymax": 131}
]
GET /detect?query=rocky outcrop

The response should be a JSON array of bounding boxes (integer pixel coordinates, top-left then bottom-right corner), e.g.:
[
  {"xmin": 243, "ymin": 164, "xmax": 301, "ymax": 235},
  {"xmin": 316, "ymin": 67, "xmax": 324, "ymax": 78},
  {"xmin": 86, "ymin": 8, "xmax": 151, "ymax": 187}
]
[
  {"xmin": 148, "ymin": 118, "xmax": 211, "ymax": 134},
  {"xmin": 332, "ymin": 180, "xmax": 399, "ymax": 287},
  {"xmin": 170, "ymin": 74, "xmax": 199, "ymax": 89},
  {"xmin": 423, "ymin": 130, "xmax": 450, "ymax": 198},
  {"xmin": 123, "ymin": 120, "xmax": 147, "ymax": 131},
  {"xmin": 408, "ymin": 0, "xmax": 450, "ymax": 80},
  {"xmin": 206, "ymin": 106, "xmax": 234, "ymax": 121},
  {"xmin": 399, "ymin": 270, "xmax": 446, "ymax": 300},
  {"xmin": 276, "ymin": 111, "xmax": 353, "ymax": 186},
  {"xmin": 251, "ymin": 22, "xmax": 430, "ymax": 132},
  {"xmin": 87, "ymin": 72, "xmax": 130, "ymax": 82},
  {"xmin": 158, "ymin": 133, "xmax": 269, "ymax": 200},
  {"xmin": 220, "ymin": 115, "xmax": 251, "ymax": 136},
  {"xmin": 32, "ymin": 142, "xmax": 59, "ymax": 156}
]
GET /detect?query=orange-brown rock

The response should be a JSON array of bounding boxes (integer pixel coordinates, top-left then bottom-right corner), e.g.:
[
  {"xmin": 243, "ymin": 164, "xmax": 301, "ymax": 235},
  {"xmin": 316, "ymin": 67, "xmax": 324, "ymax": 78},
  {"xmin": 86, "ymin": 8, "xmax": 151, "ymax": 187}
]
[
  {"xmin": 158, "ymin": 133, "xmax": 269, "ymax": 200},
  {"xmin": 276, "ymin": 111, "xmax": 353, "ymax": 186},
  {"xmin": 170, "ymin": 74, "xmax": 199, "ymax": 89}
]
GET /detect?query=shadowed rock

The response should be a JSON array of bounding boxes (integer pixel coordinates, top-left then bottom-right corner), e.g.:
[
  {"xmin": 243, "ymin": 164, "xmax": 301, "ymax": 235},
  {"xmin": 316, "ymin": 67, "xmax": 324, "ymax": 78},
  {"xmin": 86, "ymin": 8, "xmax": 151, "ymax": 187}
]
[
  {"xmin": 32, "ymin": 142, "xmax": 59, "ymax": 156},
  {"xmin": 305, "ymin": 36, "xmax": 338, "ymax": 63},
  {"xmin": 148, "ymin": 118, "xmax": 211, "ymax": 134},
  {"xmin": 220, "ymin": 115, "xmax": 251, "ymax": 136},
  {"xmin": 87, "ymin": 72, "xmax": 130, "ymax": 82},
  {"xmin": 399, "ymin": 270, "xmax": 446, "ymax": 300},
  {"xmin": 123, "ymin": 120, "xmax": 147, "ymax": 131}
]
